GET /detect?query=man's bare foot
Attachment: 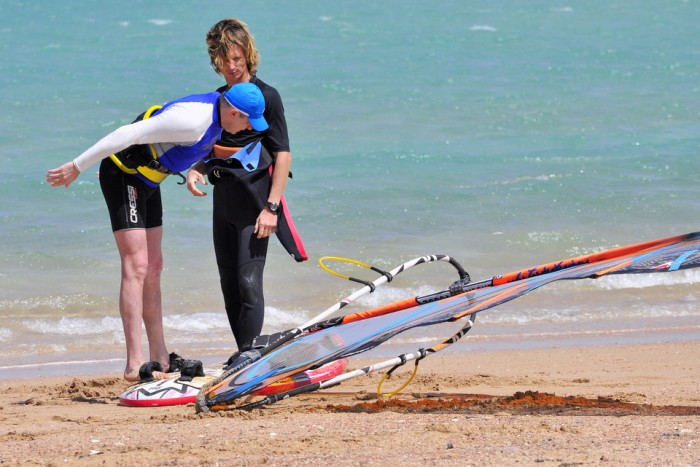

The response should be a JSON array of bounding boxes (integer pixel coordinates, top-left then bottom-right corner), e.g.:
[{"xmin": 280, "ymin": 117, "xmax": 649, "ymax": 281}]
[
  {"xmin": 123, "ymin": 353, "xmax": 177, "ymax": 382},
  {"xmin": 124, "ymin": 368, "xmax": 141, "ymax": 382},
  {"xmin": 152, "ymin": 370, "xmax": 169, "ymax": 380},
  {"xmin": 157, "ymin": 355, "xmax": 172, "ymax": 373}
]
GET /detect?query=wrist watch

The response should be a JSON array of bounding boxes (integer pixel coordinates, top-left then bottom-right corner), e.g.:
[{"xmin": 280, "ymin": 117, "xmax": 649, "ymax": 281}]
[{"xmin": 265, "ymin": 201, "xmax": 280, "ymax": 214}]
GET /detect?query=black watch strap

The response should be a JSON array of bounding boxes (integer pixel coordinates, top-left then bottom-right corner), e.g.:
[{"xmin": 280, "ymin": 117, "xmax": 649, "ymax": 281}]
[{"xmin": 265, "ymin": 201, "xmax": 280, "ymax": 214}]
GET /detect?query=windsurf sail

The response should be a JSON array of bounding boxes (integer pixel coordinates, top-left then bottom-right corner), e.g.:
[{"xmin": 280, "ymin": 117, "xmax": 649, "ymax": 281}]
[
  {"xmin": 197, "ymin": 231, "xmax": 700, "ymax": 412},
  {"xmin": 214, "ymin": 255, "xmax": 468, "ymax": 380}
]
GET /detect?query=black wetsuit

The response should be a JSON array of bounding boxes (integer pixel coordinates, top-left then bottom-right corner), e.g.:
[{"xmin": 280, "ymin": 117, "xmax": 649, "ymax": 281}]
[{"xmin": 212, "ymin": 76, "xmax": 299, "ymax": 350}]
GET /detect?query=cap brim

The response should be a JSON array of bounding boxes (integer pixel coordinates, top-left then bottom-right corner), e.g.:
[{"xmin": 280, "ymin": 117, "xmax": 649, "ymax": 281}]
[{"xmin": 250, "ymin": 116, "xmax": 269, "ymax": 132}]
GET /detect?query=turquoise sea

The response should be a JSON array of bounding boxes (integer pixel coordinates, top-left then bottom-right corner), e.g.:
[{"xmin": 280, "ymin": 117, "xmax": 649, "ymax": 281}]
[{"xmin": 1, "ymin": 0, "xmax": 699, "ymax": 378}]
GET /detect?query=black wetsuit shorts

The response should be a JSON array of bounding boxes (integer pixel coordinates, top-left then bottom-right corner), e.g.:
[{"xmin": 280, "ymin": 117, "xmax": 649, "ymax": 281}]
[{"xmin": 99, "ymin": 157, "xmax": 163, "ymax": 232}]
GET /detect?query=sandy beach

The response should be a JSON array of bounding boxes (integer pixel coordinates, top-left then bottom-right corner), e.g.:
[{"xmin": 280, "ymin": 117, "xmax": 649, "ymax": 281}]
[{"xmin": 1, "ymin": 341, "xmax": 698, "ymax": 466}]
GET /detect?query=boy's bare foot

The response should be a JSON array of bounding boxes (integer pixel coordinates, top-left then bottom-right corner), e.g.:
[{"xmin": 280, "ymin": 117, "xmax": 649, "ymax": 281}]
[{"xmin": 123, "ymin": 369, "xmax": 169, "ymax": 382}]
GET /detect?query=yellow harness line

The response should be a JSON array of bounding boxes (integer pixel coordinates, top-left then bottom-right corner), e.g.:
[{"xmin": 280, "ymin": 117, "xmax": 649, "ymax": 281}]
[
  {"xmin": 318, "ymin": 256, "xmax": 376, "ymax": 280},
  {"xmin": 318, "ymin": 256, "xmax": 395, "ymax": 291},
  {"xmin": 109, "ymin": 105, "xmax": 167, "ymax": 184},
  {"xmin": 377, "ymin": 360, "xmax": 422, "ymax": 397}
]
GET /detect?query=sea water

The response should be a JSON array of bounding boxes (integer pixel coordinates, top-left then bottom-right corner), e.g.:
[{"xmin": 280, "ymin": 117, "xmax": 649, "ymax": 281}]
[{"xmin": 1, "ymin": 0, "xmax": 699, "ymax": 378}]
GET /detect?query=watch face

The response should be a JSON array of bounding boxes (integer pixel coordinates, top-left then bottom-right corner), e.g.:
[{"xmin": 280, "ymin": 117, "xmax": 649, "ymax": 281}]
[{"xmin": 267, "ymin": 202, "xmax": 279, "ymax": 212}]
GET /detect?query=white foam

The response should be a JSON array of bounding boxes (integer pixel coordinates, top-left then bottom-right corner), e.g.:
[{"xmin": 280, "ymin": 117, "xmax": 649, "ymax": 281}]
[
  {"xmin": 164, "ymin": 308, "xmax": 312, "ymax": 332},
  {"xmin": 477, "ymin": 301, "xmax": 699, "ymax": 325},
  {"xmin": 163, "ymin": 312, "xmax": 229, "ymax": 332},
  {"xmin": 21, "ymin": 316, "xmax": 122, "ymax": 335},
  {"xmin": 469, "ymin": 25, "xmax": 497, "ymax": 32},
  {"xmin": 0, "ymin": 328, "xmax": 12, "ymax": 340},
  {"xmin": 594, "ymin": 269, "xmax": 700, "ymax": 290},
  {"xmin": 493, "ymin": 174, "xmax": 559, "ymax": 187},
  {"xmin": 0, "ymin": 358, "xmax": 122, "ymax": 371},
  {"xmin": 0, "ymin": 293, "xmax": 97, "ymax": 311},
  {"xmin": 264, "ymin": 306, "xmax": 305, "ymax": 327},
  {"xmin": 148, "ymin": 19, "xmax": 172, "ymax": 26}
]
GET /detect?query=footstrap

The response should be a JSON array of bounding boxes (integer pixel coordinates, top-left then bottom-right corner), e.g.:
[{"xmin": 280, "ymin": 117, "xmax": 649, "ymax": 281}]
[
  {"xmin": 250, "ymin": 330, "xmax": 295, "ymax": 351},
  {"xmin": 138, "ymin": 353, "xmax": 185, "ymax": 382},
  {"xmin": 178, "ymin": 360, "xmax": 205, "ymax": 382},
  {"xmin": 168, "ymin": 353, "xmax": 185, "ymax": 373},
  {"xmin": 138, "ymin": 361, "xmax": 163, "ymax": 383}
]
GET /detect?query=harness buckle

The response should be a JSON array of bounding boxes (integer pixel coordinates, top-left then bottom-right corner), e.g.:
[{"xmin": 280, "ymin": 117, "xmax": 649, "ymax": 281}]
[{"xmin": 145, "ymin": 159, "xmax": 162, "ymax": 171}]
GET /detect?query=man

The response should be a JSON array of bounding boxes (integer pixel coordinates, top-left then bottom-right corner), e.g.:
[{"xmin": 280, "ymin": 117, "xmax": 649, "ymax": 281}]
[
  {"xmin": 186, "ymin": 19, "xmax": 306, "ymax": 356},
  {"xmin": 46, "ymin": 82, "xmax": 268, "ymax": 381}
]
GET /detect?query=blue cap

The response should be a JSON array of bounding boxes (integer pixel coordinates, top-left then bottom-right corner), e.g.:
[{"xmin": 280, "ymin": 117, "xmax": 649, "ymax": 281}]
[{"xmin": 223, "ymin": 82, "xmax": 269, "ymax": 132}]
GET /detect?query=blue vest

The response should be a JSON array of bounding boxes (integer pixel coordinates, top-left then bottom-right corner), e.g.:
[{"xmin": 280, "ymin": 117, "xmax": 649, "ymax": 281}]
[{"xmin": 140, "ymin": 92, "xmax": 222, "ymax": 187}]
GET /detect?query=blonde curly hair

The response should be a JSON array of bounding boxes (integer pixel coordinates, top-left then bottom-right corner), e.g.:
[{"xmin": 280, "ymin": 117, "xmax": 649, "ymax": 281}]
[{"xmin": 206, "ymin": 18, "xmax": 260, "ymax": 76}]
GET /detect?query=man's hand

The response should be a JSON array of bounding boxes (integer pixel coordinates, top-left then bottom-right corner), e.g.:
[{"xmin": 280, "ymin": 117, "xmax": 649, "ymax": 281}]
[
  {"xmin": 46, "ymin": 161, "xmax": 80, "ymax": 188},
  {"xmin": 255, "ymin": 209, "xmax": 278, "ymax": 238}
]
